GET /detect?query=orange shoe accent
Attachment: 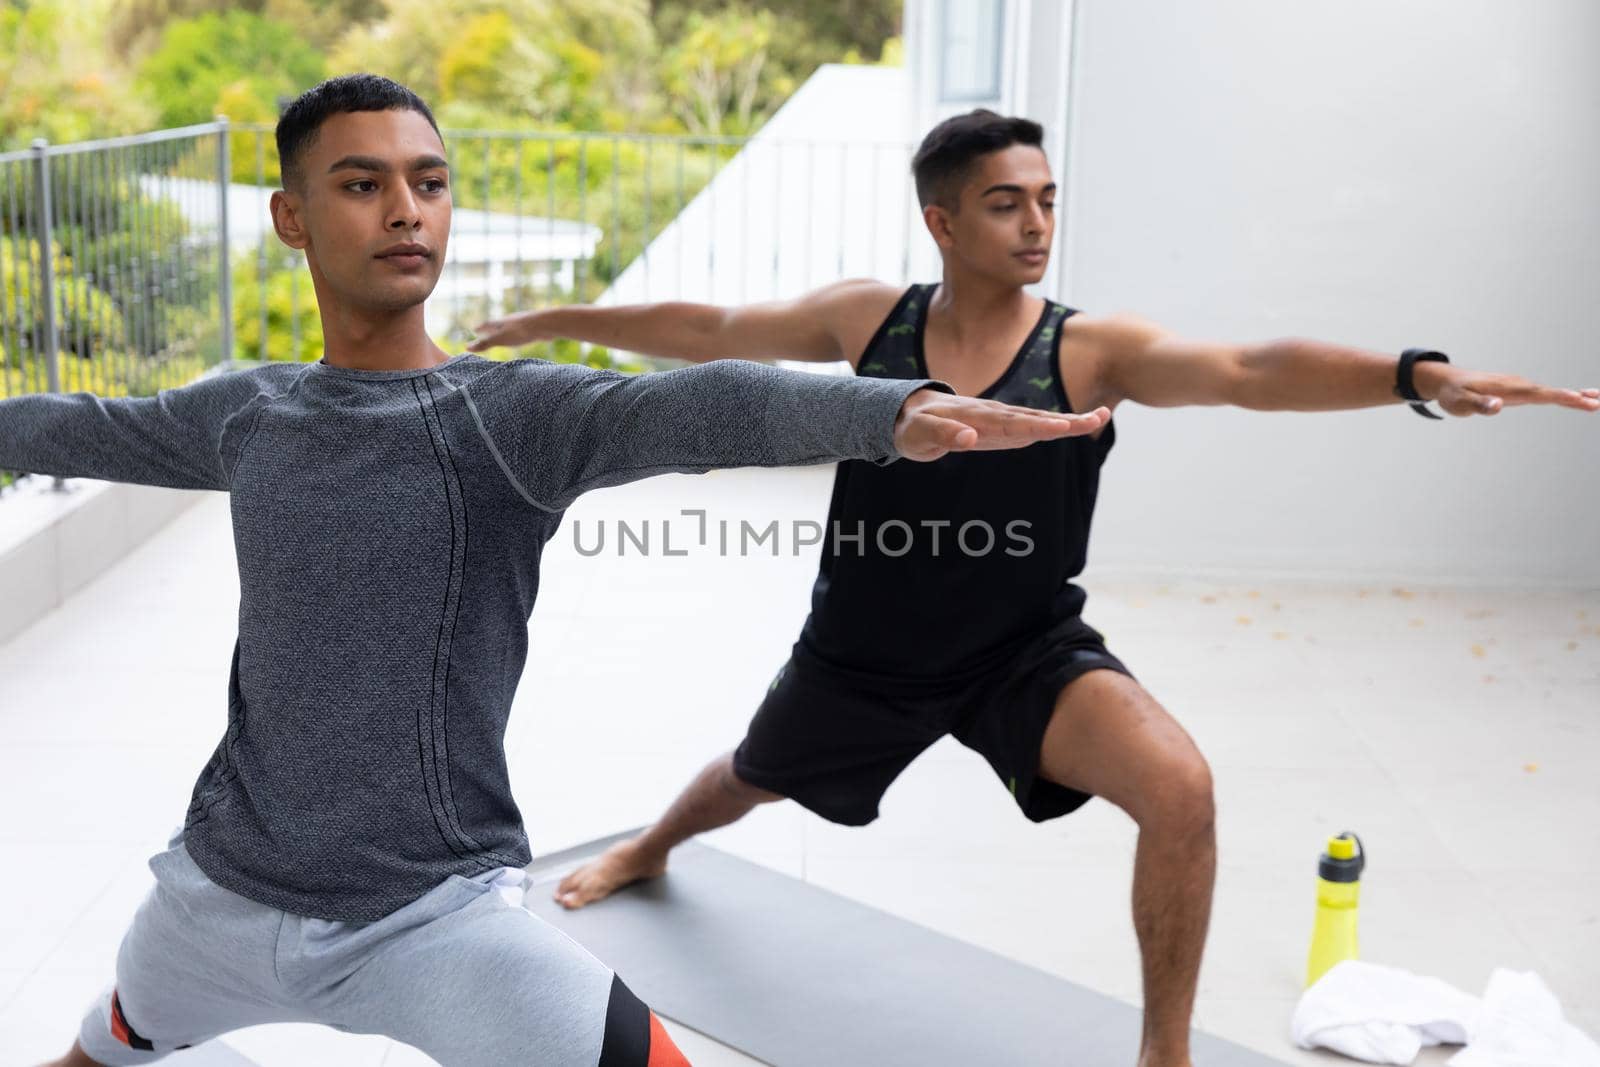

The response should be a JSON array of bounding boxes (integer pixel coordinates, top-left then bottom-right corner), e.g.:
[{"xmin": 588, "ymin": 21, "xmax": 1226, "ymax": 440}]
[{"xmin": 647, "ymin": 1012, "xmax": 692, "ymax": 1067}]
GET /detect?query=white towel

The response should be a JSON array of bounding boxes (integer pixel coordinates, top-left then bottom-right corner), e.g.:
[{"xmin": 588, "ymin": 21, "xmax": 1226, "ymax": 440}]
[
  {"xmin": 1292, "ymin": 960, "xmax": 1479, "ymax": 1065},
  {"xmin": 1448, "ymin": 970, "xmax": 1600, "ymax": 1067}
]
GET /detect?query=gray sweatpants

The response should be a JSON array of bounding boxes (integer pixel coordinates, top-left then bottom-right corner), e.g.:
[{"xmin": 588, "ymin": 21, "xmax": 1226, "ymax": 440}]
[{"xmin": 78, "ymin": 836, "xmax": 625, "ymax": 1066}]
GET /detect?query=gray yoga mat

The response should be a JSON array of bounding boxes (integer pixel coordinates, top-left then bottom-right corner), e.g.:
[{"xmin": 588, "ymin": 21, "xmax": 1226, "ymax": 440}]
[{"xmin": 526, "ymin": 832, "xmax": 1292, "ymax": 1067}]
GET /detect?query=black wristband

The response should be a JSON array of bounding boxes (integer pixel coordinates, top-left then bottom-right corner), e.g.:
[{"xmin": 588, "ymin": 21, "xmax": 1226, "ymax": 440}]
[{"xmin": 1396, "ymin": 348, "xmax": 1450, "ymax": 420}]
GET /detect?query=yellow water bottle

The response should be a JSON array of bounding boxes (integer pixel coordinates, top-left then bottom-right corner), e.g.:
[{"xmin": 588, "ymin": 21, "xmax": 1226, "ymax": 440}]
[{"xmin": 1305, "ymin": 832, "xmax": 1365, "ymax": 988}]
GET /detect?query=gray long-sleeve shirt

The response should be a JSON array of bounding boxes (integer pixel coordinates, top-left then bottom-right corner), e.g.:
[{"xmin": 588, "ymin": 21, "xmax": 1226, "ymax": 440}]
[{"xmin": 0, "ymin": 354, "xmax": 935, "ymax": 920}]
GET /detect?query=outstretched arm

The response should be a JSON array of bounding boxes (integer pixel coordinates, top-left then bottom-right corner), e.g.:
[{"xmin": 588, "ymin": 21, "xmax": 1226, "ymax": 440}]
[
  {"xmin": 0, "ymin": 372, "xmax": 268, "ymax": 490},
  {"xmin": 1083, "ymin": 314, "xmax": 1600, "ymax": 417},
  {"xmin": 467, "ymin": 279, "xmax": 897, "ymax": 367},
  {"xmin": 468, "ymin": 359, "xmax": 1108, "ymax": 511}
]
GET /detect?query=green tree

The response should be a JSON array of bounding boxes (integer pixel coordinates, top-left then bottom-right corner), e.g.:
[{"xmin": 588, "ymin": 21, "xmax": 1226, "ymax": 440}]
[
  {"xmin": 1, "ymin": 0, "xmax": 153, "ymax": 148},
  {"xmin": 325, "ymin": 0, "xmax": 453, "ymax": 104},
  {"xmin": 655, "ymin": 0, "xmax": 901, "ymax": 94},
  {"xmin": 216, "ymin": 82, "xmax": 282, "ymax": 185},
  {"xmin": 110, "ymin": 0, "xmax": 384, "ymax": 57},
  {"xmin": 137, "ymin": 11, "xmax": 325, "ymax": 128},
  {"xmin": 231, "ymin": 251, "xmax": 323, "ymax": 364},
  {"xmin": 262, "ymin": 0, "xmax": 387, "ymax": 53},
  {"xmin": 1, "ymin": 235, "xmax": 126, "ymax": 367},
  {"xmin": 437, "ymin": 12, "xmax": 576, "ymax": 124},
  {"xmin": 1, "ymin": 227, "xmax": 215, "ymax": 403},
  {"xmin": 659, "ymin": 7, "xmax": 790, "ymax": 137},
  {"xmin": 761, "ymin": 0, "xmax": 901, "ymax": 63},
  {"xmin": 331, "ymin": 0, "xmax": 659, "ymax": 131}
]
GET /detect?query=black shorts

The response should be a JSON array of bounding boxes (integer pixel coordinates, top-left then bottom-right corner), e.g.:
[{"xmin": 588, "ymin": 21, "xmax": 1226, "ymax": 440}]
[{"xmin": 731, "ymin": 616, "xmax": 1133, "ymax": 826}]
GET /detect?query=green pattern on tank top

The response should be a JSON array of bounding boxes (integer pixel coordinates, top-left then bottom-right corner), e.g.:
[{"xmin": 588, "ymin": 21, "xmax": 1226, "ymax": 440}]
[
  {"xmin": 989, "ymin": 302, "xmax": 1069, "ymax": 411},
  {"xmin": 857, "ymin": 285, "xmax": 929, "ymax": 379},
  {"xmin": 857, "ymin": 287, "xmax": 1072, "ymax": 413}
]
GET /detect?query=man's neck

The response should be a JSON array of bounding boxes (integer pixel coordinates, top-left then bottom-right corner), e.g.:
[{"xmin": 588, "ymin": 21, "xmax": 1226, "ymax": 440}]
[
  {"xmin": 930, "ymin": 271, "xmax": 1038, "ymax": 342},
  {"xmin": 318, "ymin": 302, "xmax": 452, "ymax": 372}
]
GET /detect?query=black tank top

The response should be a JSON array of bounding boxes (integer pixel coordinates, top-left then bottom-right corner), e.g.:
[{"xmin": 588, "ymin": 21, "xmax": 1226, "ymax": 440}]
[{"xmin": 799, "ymin": 284, "xmax": 1116, "ymax": 680}]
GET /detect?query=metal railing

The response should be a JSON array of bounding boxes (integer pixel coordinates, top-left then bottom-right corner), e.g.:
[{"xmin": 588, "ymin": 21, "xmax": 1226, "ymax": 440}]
[
  {"xmin": 2, "ymin": 119, "xmax": 929, "ymax": 493},
  {"xmin": 0, "ymin": 121, "xmax": 233, "ymax": 401},
  {"xmin": 1, "ymin": 120, "xmax": 235, "ymax": 491},
  {"xmin": 225, "ymin": 124, "xmax": 927, "ymax": 360}
]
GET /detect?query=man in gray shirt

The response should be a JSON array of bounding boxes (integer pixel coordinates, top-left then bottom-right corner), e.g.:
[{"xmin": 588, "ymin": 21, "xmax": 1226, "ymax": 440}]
[{"xmin": 6, "ymin": 76, "xmax": 1106, "ymax": 1067}]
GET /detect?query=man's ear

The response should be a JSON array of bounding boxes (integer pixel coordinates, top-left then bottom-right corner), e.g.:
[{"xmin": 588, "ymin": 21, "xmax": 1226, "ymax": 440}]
[
  {"xmin": 922, "ymin": 202, "xmax": 956, "ymax": 251},
  {"xmin": 270, "ymin": 190, "xmax": 309, "ymax": 251}
]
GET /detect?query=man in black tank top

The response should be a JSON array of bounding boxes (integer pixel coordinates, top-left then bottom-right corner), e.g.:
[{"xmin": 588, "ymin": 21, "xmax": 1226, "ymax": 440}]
[{"xmin": 472, "ymin": 112, "xmax": 1596, "ymax": 1066}]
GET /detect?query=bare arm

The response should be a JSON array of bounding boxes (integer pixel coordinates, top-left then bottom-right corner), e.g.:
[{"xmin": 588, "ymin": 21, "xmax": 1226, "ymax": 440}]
[
  {"xmin": 1082, "ymin": 314, "xmax": 1600, "ymax": 417},
  {"xmin": 468, "ymin": 279, "xmax": 899, "ymax": 366}
]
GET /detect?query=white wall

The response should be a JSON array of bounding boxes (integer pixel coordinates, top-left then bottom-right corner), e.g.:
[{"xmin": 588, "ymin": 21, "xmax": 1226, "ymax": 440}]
[{"xmin": 1044, "ymin": 1, "xmax": 1600, "ymax": 585}]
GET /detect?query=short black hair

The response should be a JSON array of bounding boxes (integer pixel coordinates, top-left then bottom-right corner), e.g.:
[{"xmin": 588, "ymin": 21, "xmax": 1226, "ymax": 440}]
[
  {"xmin": 911, "ymin": 110, "xmax": 1045, "ymax": 209},
  {"xmin": 276, "ymin": 74, "xmax": 442, "ymax": 190}
]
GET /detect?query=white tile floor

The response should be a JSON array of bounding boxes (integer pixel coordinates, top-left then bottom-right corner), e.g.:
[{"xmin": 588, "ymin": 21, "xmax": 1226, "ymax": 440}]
[{"xmin": 1, "ymin": 465, "xmax": 1596, "ymax": 1066}]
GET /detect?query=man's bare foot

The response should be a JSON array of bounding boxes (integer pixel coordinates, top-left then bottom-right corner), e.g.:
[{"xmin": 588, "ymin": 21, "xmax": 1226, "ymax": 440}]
[{"xmin": 554, "ymin": 838, "xmax": 668, "ymax": 909}]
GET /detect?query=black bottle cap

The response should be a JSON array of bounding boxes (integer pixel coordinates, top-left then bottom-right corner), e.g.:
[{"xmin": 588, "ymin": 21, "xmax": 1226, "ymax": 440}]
[{"xmin": 1318, "ymin": 832, "xmax": 1366, "ymax": 884}]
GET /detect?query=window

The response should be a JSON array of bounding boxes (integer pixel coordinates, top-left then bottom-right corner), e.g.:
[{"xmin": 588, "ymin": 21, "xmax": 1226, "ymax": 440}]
[{"xmin": 939, "ymin": 0, "xmax": 1005, "ymax": 102}]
